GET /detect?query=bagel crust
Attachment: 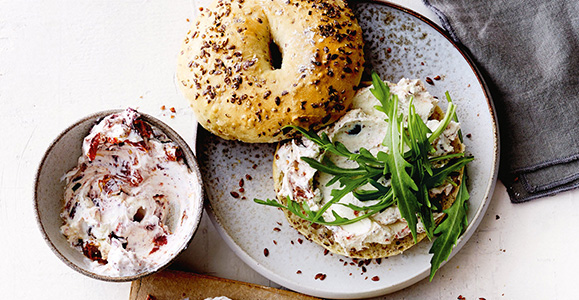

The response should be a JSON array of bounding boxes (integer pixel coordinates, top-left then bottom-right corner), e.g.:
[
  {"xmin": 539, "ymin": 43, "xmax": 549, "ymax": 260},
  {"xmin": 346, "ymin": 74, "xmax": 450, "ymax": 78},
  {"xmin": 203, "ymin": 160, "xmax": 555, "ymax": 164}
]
[{"xmin": 177, "ymin": 0, "xmax": 365, "ymax": 143}]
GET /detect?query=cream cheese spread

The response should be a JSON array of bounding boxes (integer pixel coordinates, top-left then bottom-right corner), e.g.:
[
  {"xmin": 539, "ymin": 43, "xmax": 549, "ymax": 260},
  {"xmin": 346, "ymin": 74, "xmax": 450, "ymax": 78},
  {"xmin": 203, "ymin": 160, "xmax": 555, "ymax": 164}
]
[
  {"xmin": 60, "ymin": 108, "xmax": 201, "ymax": 276},
  {"xmin": 275, "ymin": 79, "xmax": 459, "ymax": 252}
]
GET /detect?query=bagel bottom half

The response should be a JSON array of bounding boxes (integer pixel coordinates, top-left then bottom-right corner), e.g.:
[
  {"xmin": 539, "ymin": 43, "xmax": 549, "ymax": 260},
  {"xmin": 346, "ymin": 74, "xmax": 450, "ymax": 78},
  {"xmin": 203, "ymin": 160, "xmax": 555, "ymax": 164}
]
[{"xmin": 272, "ymin": 96, "xmax": 466, "ymax": 259}]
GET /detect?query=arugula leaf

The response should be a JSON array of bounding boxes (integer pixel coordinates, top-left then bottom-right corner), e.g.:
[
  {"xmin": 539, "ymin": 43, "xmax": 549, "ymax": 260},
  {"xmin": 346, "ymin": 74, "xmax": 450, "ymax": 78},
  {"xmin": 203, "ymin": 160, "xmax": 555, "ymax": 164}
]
[
  {"xmin": 353, "ymin": 178, "xmax": 391, "ymax": 201},
  {"xmin": 380, "ymin": 92, "xmax": 420, "ymax": 242},
  {"xmin": 423, "ymin": 157, "xmax": 474, "ymax": 189},
  {"xmin": 311, "ymin": 177, "xmax": 367, "ymax": 223},
  {"xmin": 407, "ymin": 100, "xmax": 435, "ymax": 238},
  {"xmin": 429, "ymin": 172, "xmax": 470, "ymax": 281},
  {"xmin": 370, "ymin": 72, "xmax": 393, "ymax": 114},
  {"xmin": 428, "ymin": 152, "xmax": 465, "ymax": 163},
  {"xmin": 341, "ymin": 189, "xmax": 394, "ymax": 212},
  {"xmin": 254, "ymin": 196, "xmax": 386, "ymax": 226},
  {"xmin": 301, "ymin": 157, "xmax": 368, "ymax": 177},
  {"xmin": 287, "ymin": 126, "xmax": 359, "ymax": 160},
  {"xmin": 429, "ymin": 100, "xmax": 456, "ymax": 144},
  {"xmin": 446, "ymin": 91, "xmax": 464, "ymax": 143},
  {"xmin": 408, "ymin": 101, "xmax": 434, "ymax": 176}
]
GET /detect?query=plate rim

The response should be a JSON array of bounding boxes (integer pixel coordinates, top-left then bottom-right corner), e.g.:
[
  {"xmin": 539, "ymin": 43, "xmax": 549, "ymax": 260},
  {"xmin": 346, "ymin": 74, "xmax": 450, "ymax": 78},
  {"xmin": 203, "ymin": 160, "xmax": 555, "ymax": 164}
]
[{"xmin": 199, "ymin": 1, "xmax": 500, "ymax": 298}]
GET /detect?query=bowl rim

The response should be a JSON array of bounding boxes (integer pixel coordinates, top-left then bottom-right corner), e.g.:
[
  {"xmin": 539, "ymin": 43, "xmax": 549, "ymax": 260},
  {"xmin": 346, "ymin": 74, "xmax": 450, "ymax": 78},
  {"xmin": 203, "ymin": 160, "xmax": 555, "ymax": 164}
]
[{"xmin": 33, "ymin": 108, "xmax": 205, "ymax": 282}]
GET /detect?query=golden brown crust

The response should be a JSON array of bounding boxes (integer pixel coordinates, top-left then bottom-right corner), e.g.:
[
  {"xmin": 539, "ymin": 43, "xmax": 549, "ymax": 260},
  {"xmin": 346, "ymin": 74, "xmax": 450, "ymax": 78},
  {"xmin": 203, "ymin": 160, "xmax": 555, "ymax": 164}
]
[
  {"xmin": 272, "ymin": 98, "xmax": 466, "ymax": 259},
  {"xmin": 177, "ymin": 0, "xmax": 365, "ymax": 143}
]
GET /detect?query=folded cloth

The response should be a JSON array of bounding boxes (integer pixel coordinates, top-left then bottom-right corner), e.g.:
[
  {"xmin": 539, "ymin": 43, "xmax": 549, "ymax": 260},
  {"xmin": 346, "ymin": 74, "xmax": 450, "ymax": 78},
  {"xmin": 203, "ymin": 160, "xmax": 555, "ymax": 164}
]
[{"xmin": 423, "ymin": 0, "xmax": 579, "ymax": 202}]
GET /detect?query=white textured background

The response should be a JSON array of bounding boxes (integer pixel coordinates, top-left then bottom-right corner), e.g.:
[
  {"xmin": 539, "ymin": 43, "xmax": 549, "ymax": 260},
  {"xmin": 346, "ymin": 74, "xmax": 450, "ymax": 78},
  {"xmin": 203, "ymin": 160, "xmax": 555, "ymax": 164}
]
[{"xmin": 1, "ymin": 0, "xmax": 578, "ymax": 299}]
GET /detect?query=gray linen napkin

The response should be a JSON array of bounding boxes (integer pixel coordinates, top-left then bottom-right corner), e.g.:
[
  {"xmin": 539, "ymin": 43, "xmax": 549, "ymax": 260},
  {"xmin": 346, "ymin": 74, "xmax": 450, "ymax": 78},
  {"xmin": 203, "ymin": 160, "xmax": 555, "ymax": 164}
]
[{"xmin": 423, "ymin": 0, "xmax": 579, "ymax": 202}]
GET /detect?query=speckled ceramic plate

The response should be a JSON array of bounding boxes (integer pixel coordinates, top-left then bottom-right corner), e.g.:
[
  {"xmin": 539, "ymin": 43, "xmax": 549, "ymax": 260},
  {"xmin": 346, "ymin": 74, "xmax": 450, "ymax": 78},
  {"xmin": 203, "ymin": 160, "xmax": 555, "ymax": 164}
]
[{"xmin": 196, "ymin": 2, "xmax": 499, "ymax": 298}]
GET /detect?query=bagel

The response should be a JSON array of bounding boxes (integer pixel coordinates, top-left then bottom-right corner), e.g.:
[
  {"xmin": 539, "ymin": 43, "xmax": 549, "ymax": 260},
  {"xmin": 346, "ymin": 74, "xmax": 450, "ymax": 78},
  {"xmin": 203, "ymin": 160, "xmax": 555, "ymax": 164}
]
[
  {"xmin": 272, "ymin": 79, "xmax": 466, "ymax": 258},
  {"xmin": 177, "ymin": 0, "xmax": 365, "ymax": 143}
]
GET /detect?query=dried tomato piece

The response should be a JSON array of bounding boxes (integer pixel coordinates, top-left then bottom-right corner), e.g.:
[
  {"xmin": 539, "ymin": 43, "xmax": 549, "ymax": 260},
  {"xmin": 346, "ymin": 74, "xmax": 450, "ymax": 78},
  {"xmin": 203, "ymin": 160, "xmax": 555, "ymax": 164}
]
[
  {"xmin": 133, "ymin": 118, "xmax": 153, "ymax": 139},
  {"xmin": 106, "ymin": 137, "xmax": 121, "ymax": 145},
  {"xmin": 153, "ymin": 235, "xmax": 167, "ymax": 246},
  {"xmin": 165, "ymin": 146, "xmax": 184, "ymax": 162},
  {"xmin": 82, "ymin": 242, "xmax": 107, "ymax": 264},
  {"xmin": 86, "ymin": 133, "xmax": 102, "ymax": 161},
  {"xmin": 125, "ymin": 140, "xmax": 148, "ymax": 152},
  {"xmin": 101, "ymin": 175, "xmax": 120, "ymax": 195},
  {"xmin": 149, "ymin": 235, "xmax": 168, "ymax": 254},
  {"xmin": 128, "ymin": 170, "xmax": 144, "ymax": 186},
  {"xmin": 118, "ymin": 161, "xmax": 144, "ymax": 186}
]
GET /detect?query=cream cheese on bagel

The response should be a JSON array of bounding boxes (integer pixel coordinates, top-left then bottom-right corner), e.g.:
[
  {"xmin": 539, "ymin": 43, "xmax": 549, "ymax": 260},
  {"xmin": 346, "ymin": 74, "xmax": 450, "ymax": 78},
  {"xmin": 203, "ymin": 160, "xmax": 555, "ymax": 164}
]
[
  {"xmin": 273, "ymin": 78, "xmax": 464, "ymax": 257},
  {"xmin": 177, "ymin": 0, "xmax": 364, "ymax": 143}
]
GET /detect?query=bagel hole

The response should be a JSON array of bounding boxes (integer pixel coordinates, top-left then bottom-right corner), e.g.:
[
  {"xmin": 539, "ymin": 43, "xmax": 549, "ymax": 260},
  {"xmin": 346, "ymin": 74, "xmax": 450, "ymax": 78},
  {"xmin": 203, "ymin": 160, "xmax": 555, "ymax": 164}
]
[{"xmin": 269, "ymin": 41, "xmax": 283, "ymax": 69}]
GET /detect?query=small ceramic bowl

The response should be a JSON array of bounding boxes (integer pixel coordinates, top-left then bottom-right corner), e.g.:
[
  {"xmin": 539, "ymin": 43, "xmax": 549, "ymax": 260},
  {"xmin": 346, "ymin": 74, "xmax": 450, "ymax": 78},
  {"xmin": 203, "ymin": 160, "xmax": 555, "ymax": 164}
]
[{"xmin": 34, "ymin": 109, "xmax": 204, "ymax": 282}]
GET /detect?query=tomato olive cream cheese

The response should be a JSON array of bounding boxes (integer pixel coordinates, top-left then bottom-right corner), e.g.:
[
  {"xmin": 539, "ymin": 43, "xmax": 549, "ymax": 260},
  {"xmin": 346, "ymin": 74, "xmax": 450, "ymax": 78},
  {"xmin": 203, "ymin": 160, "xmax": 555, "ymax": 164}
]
[
  {"xmin": 60, "ymin": 109, "xmax": 200, "ymax": 276},
  {"xmin": 275, "ymin": 79, "xmax": 461, "ymax": 253}
]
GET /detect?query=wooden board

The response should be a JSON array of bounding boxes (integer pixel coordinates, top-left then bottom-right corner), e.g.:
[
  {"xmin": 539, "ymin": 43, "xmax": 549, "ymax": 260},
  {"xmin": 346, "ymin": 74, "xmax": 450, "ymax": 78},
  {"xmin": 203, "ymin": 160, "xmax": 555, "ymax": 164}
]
[{"xmin": 129, "ymin": 269, "xmax": 320, "ymax": 300}]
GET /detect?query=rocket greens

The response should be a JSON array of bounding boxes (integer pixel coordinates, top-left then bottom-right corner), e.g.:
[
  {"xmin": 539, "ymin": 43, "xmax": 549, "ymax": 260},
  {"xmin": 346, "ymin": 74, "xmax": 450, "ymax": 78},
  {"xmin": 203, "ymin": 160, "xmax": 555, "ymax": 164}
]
[{"xmin": 255, "ymin": 72, "xmax": 473, "ymax": 280}]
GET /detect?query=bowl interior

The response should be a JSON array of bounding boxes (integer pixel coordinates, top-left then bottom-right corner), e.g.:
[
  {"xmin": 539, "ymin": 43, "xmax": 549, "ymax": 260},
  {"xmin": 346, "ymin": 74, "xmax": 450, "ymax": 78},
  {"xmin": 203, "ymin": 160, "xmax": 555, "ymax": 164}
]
[{"xmin": 35, "ymin": 110, "xmax": 204, "ymax": 281}]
